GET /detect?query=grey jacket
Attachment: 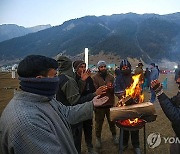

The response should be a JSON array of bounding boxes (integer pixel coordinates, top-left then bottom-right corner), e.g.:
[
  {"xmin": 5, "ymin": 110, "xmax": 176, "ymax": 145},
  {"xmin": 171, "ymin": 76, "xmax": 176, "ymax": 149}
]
[
  {"xmin": 0, "ymin": 91, "xmax": 93, "ymax": 154},
  {"xmin": 150, "ymin": 67, "xmax": 159, "ymax": 82}
]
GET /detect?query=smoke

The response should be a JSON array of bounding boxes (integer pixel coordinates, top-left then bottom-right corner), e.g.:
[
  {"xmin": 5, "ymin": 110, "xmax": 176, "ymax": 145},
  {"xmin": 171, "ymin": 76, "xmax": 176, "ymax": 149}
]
[{"xmin": 157, "ymin": 59, "xmax": 177, "ymax": 70}]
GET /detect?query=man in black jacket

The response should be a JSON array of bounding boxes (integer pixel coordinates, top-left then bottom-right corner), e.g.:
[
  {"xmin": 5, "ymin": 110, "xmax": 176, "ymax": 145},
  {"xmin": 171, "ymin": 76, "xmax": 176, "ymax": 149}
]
[
  {"xmin": 73, "ymin": 60, "xmax": 107, "ymax": 154},
  {"xmin": 151, "ymin": 72, "xmax": 180, "ymax": 153}
]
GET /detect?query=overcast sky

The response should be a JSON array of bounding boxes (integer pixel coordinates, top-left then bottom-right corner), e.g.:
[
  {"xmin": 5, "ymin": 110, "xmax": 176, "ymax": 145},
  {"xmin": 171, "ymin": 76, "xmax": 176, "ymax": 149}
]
[{"xmin": 0, "ymin": 0, "xmax": 180, "ymax": 27}]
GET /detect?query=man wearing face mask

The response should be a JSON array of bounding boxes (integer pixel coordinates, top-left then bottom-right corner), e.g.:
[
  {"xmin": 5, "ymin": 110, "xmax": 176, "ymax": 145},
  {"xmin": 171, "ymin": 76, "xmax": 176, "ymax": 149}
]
[
  {"xmin": 0, "ymin": 55, "xmax": 109, "ymax": 154},
  {"xmin": 92, "ymin": 60, "xmax": 118, "ymax": 148},
  {"xmin": 114, "ymin": 59, "xmax": 141, "ymax": 154},
  {"xmin": 151, "ymin": 71, "xmax": 180, "ymax": 154}
]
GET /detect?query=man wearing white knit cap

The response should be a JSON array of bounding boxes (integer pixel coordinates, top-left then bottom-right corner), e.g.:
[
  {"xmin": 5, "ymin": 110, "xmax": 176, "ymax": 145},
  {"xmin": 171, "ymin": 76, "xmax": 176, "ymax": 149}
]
[{"xmin": 92, "ymin": 60, "xmax": 118, "ymax": 148}]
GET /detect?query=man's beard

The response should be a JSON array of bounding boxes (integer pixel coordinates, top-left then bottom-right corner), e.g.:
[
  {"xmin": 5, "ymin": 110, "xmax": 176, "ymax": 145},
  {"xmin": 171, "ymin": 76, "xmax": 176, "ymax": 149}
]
[{"xmin": 99, "ymin": 70, "xmax": 107, "ymax": 76}]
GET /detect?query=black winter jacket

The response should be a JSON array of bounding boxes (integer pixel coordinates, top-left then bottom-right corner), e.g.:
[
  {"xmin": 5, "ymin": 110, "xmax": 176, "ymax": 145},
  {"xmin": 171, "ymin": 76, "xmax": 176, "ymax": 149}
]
[{"xmin": 157, "ymin": 92, "xmax": 180, "ymax": 138}]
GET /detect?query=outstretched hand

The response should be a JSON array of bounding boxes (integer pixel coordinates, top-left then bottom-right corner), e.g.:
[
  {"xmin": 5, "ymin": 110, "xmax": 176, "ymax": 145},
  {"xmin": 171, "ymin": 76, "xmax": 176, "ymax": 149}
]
[
  {"xmin": 151, "ymin": 80, "xmax": 163, "ymax": 94},
  {"xmin": 95, "ymin": 85, "xmax": 108, "ymax": 96},
  {"xmin": 93, "ymin": 95, "xmax": 109, "ymax": 107}
]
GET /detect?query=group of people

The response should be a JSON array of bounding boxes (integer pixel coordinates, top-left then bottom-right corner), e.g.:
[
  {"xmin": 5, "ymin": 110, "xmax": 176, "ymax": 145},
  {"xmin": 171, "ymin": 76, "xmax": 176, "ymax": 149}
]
[
  {"xmin": 0, "ymin": 55, "xmax": 179, "ymax": 154},
  {"xmin": 55, "ymin": 56, "xmax": 118, "ymax": 154}
]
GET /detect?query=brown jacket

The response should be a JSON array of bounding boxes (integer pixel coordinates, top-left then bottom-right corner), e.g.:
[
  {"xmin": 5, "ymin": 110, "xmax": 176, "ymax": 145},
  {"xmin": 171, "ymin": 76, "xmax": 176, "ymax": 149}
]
[{"xmin": 92, "ymin": 72, "xmax": 115, "ymax": 107}]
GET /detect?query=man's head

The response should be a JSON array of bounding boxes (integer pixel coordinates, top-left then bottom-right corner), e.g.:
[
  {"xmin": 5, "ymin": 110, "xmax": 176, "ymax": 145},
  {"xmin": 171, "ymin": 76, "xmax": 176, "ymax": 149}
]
[
  {"xmin": 150, "ymin": 63, "xmax": 155, "ymax": 69},
  {"xmin": 97, "ymin": 61, "xmax": 107, "ymax": 74},
  {"xmin": 17, "ymin": 55, "xmax": 58, "ymax": 78},
  {"xmin": 73, "ymin": 60, "xmax": 86, "ymax": 76},
  {"xmin": 56, "ymin": 56, "xmax": 72, "ymax": 72},
  {"xmin": 138, "ymin": 62, "xmax": 143, "ymax": 68},
  {"xmin": 120, "ymin": 59, "xmax": 131, "ymax": 75}
]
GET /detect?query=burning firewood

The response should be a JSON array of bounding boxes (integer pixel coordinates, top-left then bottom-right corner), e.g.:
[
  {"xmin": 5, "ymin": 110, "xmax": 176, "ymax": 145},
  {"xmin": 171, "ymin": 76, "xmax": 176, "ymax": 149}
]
[
  {"xmin": 117, "ymin": 95, "xmax": 137, "ymax": 106},
  {"xmin": 110, "ymin": 74, "xmax": 156, "ymax": 122}
]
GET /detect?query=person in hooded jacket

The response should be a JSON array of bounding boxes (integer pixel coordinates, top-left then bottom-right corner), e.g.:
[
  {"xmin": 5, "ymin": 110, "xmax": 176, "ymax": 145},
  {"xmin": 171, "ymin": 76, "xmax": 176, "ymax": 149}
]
[
  {"xmin": 114, "ymin": 59, "xmax": 141, "ymax": 154},
  {"xmin": 56, "ymin": 56, "xmax": 92, "ymax": 153},
  {"xmin": 151, "ymin": 71, "xmax": 180, "ymax": 154}
]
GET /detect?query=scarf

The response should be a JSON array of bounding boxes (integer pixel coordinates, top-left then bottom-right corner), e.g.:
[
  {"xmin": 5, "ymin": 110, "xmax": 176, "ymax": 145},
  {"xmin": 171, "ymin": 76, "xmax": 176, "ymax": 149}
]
[{"xmin": 19, "ymin": 77, "xmax": 59, "ymax": 99}]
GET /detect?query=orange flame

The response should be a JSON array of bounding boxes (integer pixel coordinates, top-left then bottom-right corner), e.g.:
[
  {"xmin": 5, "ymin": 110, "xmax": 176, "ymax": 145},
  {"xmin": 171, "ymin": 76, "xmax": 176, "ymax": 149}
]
[
  {"xmin": 125, "ymin": 74, "xmax": 144, "ymax": 103},
  {"xmin": 118, "ymin": 118, "xmax": 144, "ymax": 126},
  {"xmin": 128, "ymin": 118, "xmax": 138, "ymax": 124},
  {"xmin": 117, "ymin": 74, "xmax": 145, "ymax": 126}
]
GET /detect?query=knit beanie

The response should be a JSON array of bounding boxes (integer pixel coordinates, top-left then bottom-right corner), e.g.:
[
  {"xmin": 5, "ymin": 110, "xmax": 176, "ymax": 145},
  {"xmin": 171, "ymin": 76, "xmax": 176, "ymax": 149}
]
[
  {"xmin": 97, "ymin": 61, "xmax": 106, "ymax": 68},
  {"xmin": 73, "ymin": 60, "xmax": 86, "ymax": 71},
  {"xmin": 120, "ymin": 59, "xmax": 131, "ymax": 70}
]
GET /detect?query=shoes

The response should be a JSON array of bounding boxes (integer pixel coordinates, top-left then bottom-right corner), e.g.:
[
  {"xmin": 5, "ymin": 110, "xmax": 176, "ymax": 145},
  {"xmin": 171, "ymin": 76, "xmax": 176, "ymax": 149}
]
[
  {"xmin": 134, "ymin": 147, "xmax": 141, "ymax": 154},
  {"xmin": 112, "ymin": 135, "xmax": 119, "ymax": 145},
  {"xmin": 95, "ymin": 138, "xmax": 102, "ymax": 148}
]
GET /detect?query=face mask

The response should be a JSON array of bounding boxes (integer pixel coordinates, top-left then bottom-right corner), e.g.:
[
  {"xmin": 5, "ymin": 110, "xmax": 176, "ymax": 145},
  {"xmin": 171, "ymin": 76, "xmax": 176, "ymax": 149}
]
[{"xmin": 121, "ymin": 68, "xmax": 131, "ymax": 75}]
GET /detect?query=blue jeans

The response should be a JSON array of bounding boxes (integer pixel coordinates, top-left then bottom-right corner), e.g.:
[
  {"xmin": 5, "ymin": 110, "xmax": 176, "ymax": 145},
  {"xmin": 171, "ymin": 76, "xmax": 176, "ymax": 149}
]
[{"xmin": 150, "ymin": 88, "xmax": 156, "ymax": 103}]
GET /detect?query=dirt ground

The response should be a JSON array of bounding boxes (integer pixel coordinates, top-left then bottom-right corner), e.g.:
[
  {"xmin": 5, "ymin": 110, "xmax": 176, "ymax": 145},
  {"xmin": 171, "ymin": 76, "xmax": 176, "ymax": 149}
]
[{"xmin": 0, "ymin": 72, "xmax": 178, "ymax": 154}]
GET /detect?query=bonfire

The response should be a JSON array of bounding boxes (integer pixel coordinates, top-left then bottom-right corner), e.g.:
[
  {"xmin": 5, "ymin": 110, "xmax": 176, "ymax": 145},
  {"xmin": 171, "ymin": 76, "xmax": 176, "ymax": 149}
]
[{"xmin": 110, "ymin": 74, "xmax": 156, "ymax": 129}]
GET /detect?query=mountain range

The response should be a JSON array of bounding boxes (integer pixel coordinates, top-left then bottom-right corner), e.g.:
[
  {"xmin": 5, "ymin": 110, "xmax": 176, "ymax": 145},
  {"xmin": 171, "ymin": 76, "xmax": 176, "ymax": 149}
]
[
  {"xmin": 0, "ymin": 24, "xmax": 51, "ymax": 42},
  {"xmin": 0, "ymin": 13, "xmax": 180, "ymax": 63}
]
